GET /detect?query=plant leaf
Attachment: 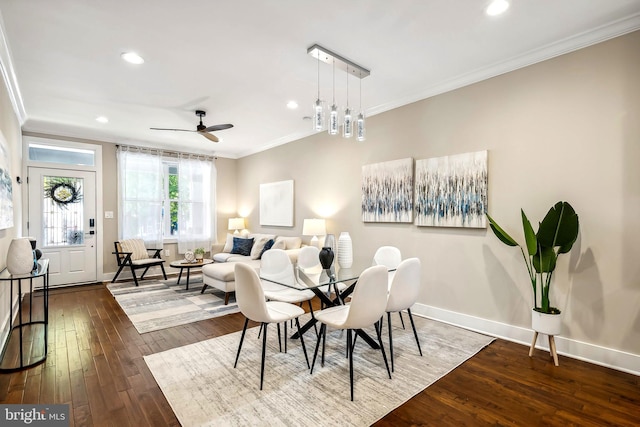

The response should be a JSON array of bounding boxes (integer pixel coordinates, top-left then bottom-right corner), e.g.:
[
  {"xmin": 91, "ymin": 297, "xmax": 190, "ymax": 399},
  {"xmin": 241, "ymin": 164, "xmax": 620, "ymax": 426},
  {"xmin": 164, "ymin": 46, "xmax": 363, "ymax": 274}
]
[
  {"xmin": 521, "ymin": 209, "xmax": 537, "ymax": 256},
  {"xmin": 538, "ymin": 201, "xmax": 580, "ymax": 250},
  {"xmin": 486, "ymin": 213, "xmax": 519, "ymax": 247},
  {"xmin": 532, "ymin": 245, "xmax": 557, "ymax": 273}
]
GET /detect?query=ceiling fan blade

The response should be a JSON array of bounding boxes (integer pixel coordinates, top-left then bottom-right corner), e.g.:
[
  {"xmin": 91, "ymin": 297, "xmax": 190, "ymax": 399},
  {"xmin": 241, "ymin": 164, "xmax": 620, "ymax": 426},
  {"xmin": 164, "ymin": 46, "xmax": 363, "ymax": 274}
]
[
  {"xmin": 203, "ymin": 124, "xmax": 233, "ymax": 132},
  {"xmin": 199, "ymin": 131, "xmax": 219, "ymax": 143},
  {"xmin": 150, "ymin": 127, "xmax": 196, "ymax": 132}
]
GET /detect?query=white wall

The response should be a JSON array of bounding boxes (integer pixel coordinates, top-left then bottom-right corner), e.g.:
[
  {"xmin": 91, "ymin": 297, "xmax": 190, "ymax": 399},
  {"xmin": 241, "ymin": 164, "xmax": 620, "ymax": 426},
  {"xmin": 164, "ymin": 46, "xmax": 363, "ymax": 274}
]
[
  {"xmin": 0, "ymin": 57, "xmax": 24, "ymax": 349},
  {"xmin": 236, "ymin": 31, "xmax": 640, "ymax": 372}
]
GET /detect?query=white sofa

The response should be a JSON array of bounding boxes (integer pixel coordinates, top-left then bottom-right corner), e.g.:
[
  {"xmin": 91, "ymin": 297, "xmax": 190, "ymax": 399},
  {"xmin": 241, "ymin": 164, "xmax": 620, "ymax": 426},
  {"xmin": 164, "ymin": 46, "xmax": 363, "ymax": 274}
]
[{"xmin": 201, "ymin": 233, "xmax": 304, "ymax": 304}]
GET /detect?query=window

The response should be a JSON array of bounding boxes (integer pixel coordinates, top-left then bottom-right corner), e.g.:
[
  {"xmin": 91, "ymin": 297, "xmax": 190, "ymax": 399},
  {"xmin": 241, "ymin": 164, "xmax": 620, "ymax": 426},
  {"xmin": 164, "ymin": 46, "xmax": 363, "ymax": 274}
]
[
  {"xmin": 117, "ymin": 147, "xmax": 216, "ymax": 252},
  {"xmin": 164, "ymin": 163, "xmax": 179, "ymax": 237}
]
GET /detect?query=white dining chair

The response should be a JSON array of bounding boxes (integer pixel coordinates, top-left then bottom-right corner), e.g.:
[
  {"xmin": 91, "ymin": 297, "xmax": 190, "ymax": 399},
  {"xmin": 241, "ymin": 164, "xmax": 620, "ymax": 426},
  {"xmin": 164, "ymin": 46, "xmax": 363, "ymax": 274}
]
[
  {"xmin": 385, "ymin": 257, "xmax": 423, "ymax": 372},
  {"xmin": 261, "ymin": 249, "xmax": 317, "ymax": 340},
  {"xmin": 233, "ymin": 263, "xmax": 310, "ymax": 390},
  {"xmin": 310, "ymin": 265, "xmax": 391, "ymax": 401},
  {"xmin": 372, "ymin": 246, "xmax": 402, "ymax": 269}
]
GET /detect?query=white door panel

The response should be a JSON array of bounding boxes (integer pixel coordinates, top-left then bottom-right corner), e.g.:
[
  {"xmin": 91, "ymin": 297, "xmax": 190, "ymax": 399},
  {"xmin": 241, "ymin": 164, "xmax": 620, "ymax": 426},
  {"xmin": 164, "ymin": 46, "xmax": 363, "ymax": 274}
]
[{"xmin": 28, "ymin": 167, "xmax": 97, "ymax": 286}]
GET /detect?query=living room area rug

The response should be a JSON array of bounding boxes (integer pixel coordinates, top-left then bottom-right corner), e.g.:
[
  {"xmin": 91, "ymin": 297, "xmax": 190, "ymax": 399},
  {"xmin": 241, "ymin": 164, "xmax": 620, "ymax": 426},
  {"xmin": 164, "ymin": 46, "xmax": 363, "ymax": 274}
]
[
  {"xmin": 144, "ymin": 315, "xmax": 494, "ymax": 426},
  {"xmin": 107, "ymin": 275, "xmax": 239, "ymax": 333}
]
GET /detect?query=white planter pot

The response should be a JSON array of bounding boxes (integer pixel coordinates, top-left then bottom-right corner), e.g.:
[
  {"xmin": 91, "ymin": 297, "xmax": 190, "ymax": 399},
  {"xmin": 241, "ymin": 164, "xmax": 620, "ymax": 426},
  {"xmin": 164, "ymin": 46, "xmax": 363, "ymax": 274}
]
[
  {"xmin": 531, "ymin": 308, "xmax": 562, "ymax": 336},
  {"xmin": 6, "ymin": 237, "xmax": 35, "ymax": 275}
]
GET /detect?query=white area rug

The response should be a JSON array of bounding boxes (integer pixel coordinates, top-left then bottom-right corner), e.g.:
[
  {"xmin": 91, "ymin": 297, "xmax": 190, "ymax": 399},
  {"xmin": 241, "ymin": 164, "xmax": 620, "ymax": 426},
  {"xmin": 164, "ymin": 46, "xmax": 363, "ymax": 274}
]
[
  {"xmin": 107, "ymin": 275, "xmax": 239, "ymax": 333},
  {"xmin": 144, "ymin": 315, "xmax": 494, "ymax": 426}
]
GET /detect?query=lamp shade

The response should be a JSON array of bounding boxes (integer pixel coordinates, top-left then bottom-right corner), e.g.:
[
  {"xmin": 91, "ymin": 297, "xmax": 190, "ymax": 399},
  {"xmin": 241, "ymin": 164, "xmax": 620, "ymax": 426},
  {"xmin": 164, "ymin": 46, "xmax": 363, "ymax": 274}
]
[
  {"xmin": 228, "ymin": 217, "xmax": 245, "ymax": 231},
  {"xmin": 302, "ymin": 219, "xmax": 326, "ymax": 237}
]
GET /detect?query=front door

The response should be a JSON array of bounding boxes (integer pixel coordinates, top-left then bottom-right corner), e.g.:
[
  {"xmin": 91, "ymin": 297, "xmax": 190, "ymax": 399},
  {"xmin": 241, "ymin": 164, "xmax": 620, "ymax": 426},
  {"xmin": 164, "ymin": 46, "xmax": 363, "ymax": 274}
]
[{"xmin": 28, "ymin": 167, "xmax": 97, "ymax": 286}]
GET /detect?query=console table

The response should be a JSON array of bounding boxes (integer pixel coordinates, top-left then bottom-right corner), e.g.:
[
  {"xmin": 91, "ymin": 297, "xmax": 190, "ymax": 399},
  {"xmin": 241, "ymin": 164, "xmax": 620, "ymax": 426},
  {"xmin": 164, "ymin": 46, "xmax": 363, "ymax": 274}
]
[{"xmin": 0, "ymin": 259, "xmax": 49, "ymax": 372}]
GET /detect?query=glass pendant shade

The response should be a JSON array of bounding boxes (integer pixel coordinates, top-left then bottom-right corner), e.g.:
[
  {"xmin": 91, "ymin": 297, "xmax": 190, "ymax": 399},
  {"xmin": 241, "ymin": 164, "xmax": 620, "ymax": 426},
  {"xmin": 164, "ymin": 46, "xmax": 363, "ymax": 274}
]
[
  {"xmin": 328, "ymin": 104, "xmax": 339, "ymax": 135},
  {"xmin": 356, "ymin": 112, "xmax": 366, "ymax": 141},
  {"xmin": 313, "ymin": 99, "xmax": 324, "ymax": 131},
  {"xmin": 343, "ymin": 108, "xmax": 352, "ymax": 138}
]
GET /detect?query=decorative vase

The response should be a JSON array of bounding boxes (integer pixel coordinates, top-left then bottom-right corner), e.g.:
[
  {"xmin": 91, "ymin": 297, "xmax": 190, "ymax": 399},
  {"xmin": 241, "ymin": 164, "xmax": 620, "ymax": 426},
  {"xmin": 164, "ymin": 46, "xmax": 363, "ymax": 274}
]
[
  {"xmin": 195, "ymin": 253, "xmax": 204, "ymax": 261},
  {"xmin": 318, "ymin": 247, "xmax": 335, "ymax": 270},
  {"xmin": 323, "ymin": 234, "xmax": 336, "ymax": 253},
  {"xmin": 6, "ymin": 238, "xmax": 35, "ymax": 275},
  {"xmin": 531, "ymin": 308, "xmax": 562, "ymax": 336},
  {"xmin": 338, "ymin": 232, "xmax": 353, "ymax": 268}
]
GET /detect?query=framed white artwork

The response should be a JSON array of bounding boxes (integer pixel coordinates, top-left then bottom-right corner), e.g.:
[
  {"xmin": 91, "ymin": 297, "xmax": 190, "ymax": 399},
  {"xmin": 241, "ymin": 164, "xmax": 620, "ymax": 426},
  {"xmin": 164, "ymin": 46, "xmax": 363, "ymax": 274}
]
[
  {"xmin": 260, "ymin": 180, "xmax": 294, "ymax": 227},
  {"xmin": 0, "ymin": 131, "xmax": 14, "ymax": 230}
]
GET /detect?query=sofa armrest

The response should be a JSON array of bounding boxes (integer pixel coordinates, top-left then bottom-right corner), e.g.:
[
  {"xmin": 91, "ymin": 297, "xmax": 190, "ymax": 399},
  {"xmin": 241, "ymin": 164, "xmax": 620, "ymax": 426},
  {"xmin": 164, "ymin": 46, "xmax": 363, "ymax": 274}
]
[{"xmin": 211, "ymin": 243, "xmax": 225, "ymax": 256}]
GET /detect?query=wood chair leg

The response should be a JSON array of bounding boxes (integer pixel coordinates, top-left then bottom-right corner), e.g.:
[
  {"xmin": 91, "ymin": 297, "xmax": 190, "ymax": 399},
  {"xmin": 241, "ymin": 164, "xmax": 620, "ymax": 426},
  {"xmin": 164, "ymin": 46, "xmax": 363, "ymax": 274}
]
[
  {"xmin": 224, "ymin": 292, "xmax": 230, "ymax": 305},
  {"xmin": 549, "ymin": 335, "xmax": 559, "ymax": 366},
  {"xmin": 529, "ymin": 331, "xmax": 539, "ymax": 357}
]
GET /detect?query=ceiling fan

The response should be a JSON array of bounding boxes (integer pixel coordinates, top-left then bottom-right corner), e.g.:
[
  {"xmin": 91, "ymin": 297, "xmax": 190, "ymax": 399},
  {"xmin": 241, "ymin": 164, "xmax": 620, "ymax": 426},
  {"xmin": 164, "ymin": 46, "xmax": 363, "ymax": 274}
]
[{"xmin": 150, "ymin": 110, "xmax": 233, "ymax": 143}]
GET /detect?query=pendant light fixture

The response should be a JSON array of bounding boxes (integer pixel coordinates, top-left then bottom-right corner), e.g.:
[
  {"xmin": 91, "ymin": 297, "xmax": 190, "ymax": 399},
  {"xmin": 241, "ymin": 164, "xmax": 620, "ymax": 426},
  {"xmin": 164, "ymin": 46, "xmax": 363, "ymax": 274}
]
[
  {"xmin": 313, "ymin": 54, "xmax": 324, "ymax": 131},
  {"xmin": 356, "ymin": 77, "xmax": 366, "ymax": 142},
  {"xmin": 328, "ymin": 60, "xmax": 339, "ymax": 135},
  {"xmin": 343, "ymin": 71, "xmax": 352, "ymax": 138},
  {"xmin": 307, "ymin": 44, "xmax": 369, "ymax": 141}
]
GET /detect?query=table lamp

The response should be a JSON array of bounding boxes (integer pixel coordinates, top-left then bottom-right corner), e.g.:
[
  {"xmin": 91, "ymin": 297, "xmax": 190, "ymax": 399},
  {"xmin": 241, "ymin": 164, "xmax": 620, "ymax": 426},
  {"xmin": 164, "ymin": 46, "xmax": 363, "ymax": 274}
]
[
  {"xmin": 228, "ymin": 218, "xmax": 245, "ymax": 235},
  {"xmin": 302, "ymin": 218, "xmax": 326, "ymax": 248}
]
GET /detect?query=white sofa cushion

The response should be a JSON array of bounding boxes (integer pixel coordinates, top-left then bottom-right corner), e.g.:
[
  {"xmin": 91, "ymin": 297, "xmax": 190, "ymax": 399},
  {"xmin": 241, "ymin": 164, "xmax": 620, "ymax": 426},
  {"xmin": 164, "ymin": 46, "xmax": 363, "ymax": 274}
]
[
  {"xmin": 275, "ymin": 236, "xmax": 302, "ymax": 250},
  {"xmin": 222, "ymin": 233, "xmax": 235, "ymax": 253}
]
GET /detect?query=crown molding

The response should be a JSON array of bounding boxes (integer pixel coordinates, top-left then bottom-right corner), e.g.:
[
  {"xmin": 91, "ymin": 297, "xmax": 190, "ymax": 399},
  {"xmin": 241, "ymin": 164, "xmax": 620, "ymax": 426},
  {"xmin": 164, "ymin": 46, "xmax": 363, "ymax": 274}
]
[
  {"xmin": 0, "ymin": 11, "xmax": 26, "ymax": 125},
  {"xmin": 366, "ymin": 12, "xmax": 640, "ymax": 118}
]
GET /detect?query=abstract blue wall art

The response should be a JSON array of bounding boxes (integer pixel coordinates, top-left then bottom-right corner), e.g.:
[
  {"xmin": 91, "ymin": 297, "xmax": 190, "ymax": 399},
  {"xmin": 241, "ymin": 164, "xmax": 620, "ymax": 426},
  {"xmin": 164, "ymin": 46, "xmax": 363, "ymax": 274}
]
[
  {"xmin": 0, "ymin": 131, "xmax": 14, "ymax": 230},
  {"xmin": 414, "ymin": 150, "xmax": 487, "ymax": 228},
  {"xmin": 362, "ymin": 158, "xmax": 413, "ymax": 223}
]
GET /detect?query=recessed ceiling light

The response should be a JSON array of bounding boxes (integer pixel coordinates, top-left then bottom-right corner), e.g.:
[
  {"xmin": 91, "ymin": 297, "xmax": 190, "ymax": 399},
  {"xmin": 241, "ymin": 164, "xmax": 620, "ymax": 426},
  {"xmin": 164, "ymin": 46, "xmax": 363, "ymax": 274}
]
[
  {"xmin": 287, "ymin": 101, "xmax": 299, "ymax": 109},
  {"xmin": 121, "ymin": 51, "xmax": 144, "ymax": 64},
  {"xmin": 486, "ymin": 0, "xmax": 509, "ymax": 16},
  {"xmin": 96, "ymin": 116, "xmax": 109, "ymax": 123}
]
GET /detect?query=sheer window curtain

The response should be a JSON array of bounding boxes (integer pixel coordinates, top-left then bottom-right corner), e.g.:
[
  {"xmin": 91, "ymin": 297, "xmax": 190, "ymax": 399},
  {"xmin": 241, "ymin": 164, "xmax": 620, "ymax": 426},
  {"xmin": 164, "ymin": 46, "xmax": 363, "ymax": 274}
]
[
  {"xmin": 177, "ymin": 154, "xmax": 216, "ymax": 254},
  {"xmin": 117, "ymin": 147, "xmax": 164, "ymax": 248}
]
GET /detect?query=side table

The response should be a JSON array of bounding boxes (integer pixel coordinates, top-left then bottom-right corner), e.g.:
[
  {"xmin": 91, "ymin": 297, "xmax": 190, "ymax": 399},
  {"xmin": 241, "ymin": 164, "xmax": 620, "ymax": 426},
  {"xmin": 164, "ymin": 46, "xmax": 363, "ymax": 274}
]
[
  {"xmin": 169, "ymin": 258, "xmax": 214, "ymax": 290},
  {"xmin": 0, "ymin": 259, "xmax": 49, "ymax": 372}
]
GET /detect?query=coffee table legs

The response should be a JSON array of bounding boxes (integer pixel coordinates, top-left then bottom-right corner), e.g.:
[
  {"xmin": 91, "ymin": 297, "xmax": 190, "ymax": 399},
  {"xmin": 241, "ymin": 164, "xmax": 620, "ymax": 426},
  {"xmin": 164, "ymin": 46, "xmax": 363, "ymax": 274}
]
[{"xmin": 176, "ymin": 267, "xmax": 191, "ymax": 290}]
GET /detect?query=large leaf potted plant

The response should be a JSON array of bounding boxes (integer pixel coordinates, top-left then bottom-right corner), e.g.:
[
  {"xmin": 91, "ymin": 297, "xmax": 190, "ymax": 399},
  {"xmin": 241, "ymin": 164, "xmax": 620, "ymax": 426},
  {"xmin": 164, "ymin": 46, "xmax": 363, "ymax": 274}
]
[{"xmin": 486, "ymin": 201, "xmax": 579, "ymax": 336}]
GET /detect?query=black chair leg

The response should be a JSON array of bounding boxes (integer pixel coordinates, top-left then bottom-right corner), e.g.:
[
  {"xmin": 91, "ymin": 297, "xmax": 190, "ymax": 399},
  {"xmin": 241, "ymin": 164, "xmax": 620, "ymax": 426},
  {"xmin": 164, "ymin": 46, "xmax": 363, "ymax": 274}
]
[
  {"xmin": 260, "ymin": 322, "xmax": 267, "ymax": 390},
  {"xmin": 129, "ymin": 266, "xmax": 139, "ymax": 286},
  {"xmin": 310, "ymin": 323, "xmax": 325, "ymax": 374},
  {"xmin": 234, "ymin": 318, "xmax": 249, "ymax": 368},
  {"xmin": 295, "ymin": 318, "xmax": 310, "ymax": 368},
  {"xmin": 376, "ymin": 318, "xmax": 392, "ymax": 380},
  {"xmin": 348, "ymin": 329, "xmax": 354, "ymax": 401},
  {"xmin": 284, "ymin": 322, "xmax": 288, "ymax": 353},
  {"xmin": 160, "ymin": 263, "xmax": 167, "ymax": 280},
  {"xmin": 398, "ymin": 311, "xmax": 405, "ymax": 329},
  {"xmin": 277, "ymin": 323, "xmax": 282, "ymax": 353},
  {"xmin": 140, "ymin": 266, "xmax": 151, "ymax": 279},
  {"xmin": 112, "ymin": 264, "xmax": 126, "ymax": 282},
  {"xmin": 200, "ymin": 284, "xmax": 208, "ymax": 294},
  {"xmin": 407, "ymin": 309, "xmax": 423, "ymax": 356},
  {"xmin": 387, "ymin": 311, "xmax": 394, "ymax": 372}
]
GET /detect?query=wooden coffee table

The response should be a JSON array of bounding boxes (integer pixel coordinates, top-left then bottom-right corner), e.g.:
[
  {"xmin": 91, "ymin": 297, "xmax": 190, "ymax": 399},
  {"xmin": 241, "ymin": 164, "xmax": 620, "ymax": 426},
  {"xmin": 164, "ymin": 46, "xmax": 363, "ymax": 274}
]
[{"xmin": 169, "ymin": 258, "xmax": 213, "ymax": 290}]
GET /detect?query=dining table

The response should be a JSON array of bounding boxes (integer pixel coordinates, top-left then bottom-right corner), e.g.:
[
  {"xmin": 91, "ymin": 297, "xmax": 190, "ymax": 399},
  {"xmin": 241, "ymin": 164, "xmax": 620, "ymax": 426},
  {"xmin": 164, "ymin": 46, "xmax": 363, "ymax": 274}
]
[{"xmin": 259, "ymin": 260, "xmax": 394, "ymax": 349}]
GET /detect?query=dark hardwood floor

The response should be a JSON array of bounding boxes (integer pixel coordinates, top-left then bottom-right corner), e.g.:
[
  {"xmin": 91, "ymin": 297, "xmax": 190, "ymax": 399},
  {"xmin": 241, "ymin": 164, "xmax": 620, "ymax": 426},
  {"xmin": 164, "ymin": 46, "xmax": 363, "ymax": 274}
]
[{"xmin": 1, "ymin": 283, "xmax": 638, "ymax": 426}]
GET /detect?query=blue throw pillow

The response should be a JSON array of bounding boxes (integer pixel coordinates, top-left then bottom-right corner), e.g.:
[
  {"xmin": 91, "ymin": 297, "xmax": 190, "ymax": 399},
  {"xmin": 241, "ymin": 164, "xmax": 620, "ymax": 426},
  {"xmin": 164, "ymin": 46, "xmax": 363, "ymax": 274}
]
[
  {"xmin": 258, "ymin": 239, "xmax": 275, "ymax": 259},
  {"xmin": 231, "ymin": 237, "xmax": 254, "ymax": 256}
]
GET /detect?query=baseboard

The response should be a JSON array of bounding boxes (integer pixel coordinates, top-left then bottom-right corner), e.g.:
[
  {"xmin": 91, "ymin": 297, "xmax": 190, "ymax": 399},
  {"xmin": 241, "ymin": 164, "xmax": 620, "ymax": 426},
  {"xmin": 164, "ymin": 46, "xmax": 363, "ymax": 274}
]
[{"xmin": 412, "ymin": 303, "xmax": 640, "ymax": 376}]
